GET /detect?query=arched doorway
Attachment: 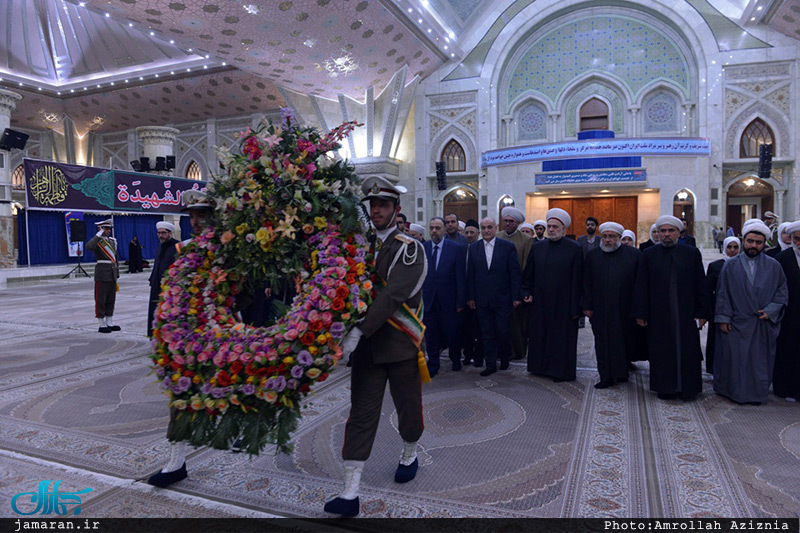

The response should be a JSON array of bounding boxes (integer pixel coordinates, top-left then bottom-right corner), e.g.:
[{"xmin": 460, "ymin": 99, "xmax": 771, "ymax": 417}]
[
  {"xmin": 726, "ymin": 177, "xmax": 774, "ymax": 235},
  {"xmin": 673, "ymin": 189, "xmax": 695, "ymax": 236},
  {"xmin": 443, "ymin": 187, "xmax": 478, "ymax": 223}
]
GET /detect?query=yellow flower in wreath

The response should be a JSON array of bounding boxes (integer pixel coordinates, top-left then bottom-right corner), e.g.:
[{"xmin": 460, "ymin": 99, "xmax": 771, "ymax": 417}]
[
  {"xmin": 235, "ymin": 223, "xmax": 249, "ymax": 235},
  {"xmin": 313, "ymin": 217, "xmax": 327, "ymax": 230}
]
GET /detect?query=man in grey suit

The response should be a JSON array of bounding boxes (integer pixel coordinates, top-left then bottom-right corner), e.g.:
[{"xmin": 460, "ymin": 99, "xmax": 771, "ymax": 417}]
[
  {"xmin": 324, "ymin": 176, "xmax": 428, "ymax": 517},
  {"xmin": 86, "ymin": 219, "xmax": 120, "ymax": 333}
]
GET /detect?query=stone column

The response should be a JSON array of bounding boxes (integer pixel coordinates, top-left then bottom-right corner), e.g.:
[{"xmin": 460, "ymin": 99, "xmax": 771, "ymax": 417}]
[
  {"xmin": 135, "ymin": 126, "xmax": 182, "ymax": 237},
  {"xmin": 548, "ymin": 113, "xmax": 560, "ymax": 141},
  {"xmin": 0, "ymin": 89, "xmax": 23, "ymax": 268},
  {"xmin": 776, "ymin": 189, "xmax": 785, "ymax": 220},
  {"xmin": 629, "ymin": 106, "xmax": 640, "ymax": 137}
]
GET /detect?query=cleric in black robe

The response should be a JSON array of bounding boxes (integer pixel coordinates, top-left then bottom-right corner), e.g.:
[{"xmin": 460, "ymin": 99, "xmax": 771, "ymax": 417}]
[
  {"xmin": 582, "ymin": 222, "xmax": 640, "ymax": 388},
  {"xmin": 128, "ymin": 236, "xmax": 143, "ymax": 273},
  {"xmin": 704, "ymin": 236, "xmax": 740, "ymax": 374},
  {"xmin": 523, "ymin": 208, "xmax": 583, "ymax": 382},
  {"xmin": 632, "ymin": 215, "xmax": 708, "ymax": 400},
  {"xmin": 148, "ymin": 221, "xmax": 179, "ymax": 337},
  {"xmin": 774, "ymin": 222, "xmax": 800, "ymax": 401}
]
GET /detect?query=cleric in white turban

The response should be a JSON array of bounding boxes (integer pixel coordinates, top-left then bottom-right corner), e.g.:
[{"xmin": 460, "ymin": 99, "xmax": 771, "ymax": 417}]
[
  {"xmin": 655, "ymin": 215, "xmax": 683, "ymax": 231},
  {"xmin": 408, "ymin": 223, "xmax": 425, "ymax": 241},
  {"xmin": 502, "ymin": 206, "xmax": 525, "ymax": 223},
  {"xmin": 546, "ymin": 208, "xmax": 571, "ymax": 229},
  {"xmin": 774, "ymin": 219, "xmax": 800, "ymax": 401},
  {"xmin": 584, "ymin": 219, "xmax": 642, "ymax": 388},
  {"xmin": 523, "ymin": 207, "xmax": 583, "ymax": 382},
  {"xmin": 156, "ymin": 221, "xmax": 175, "ymax": 233},
  {"xmin": 532, "ymin": 219, "xmax": 547, "ymax": 240}
]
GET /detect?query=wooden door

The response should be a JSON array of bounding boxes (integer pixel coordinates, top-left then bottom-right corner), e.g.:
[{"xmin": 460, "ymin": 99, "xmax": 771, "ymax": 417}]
[
  {"xmin": 548, "ymin": 196, "xmax": 638, "ymax": 237},
  {"xmin": 444, "ymin": 200, "xmax": 478, "ymax": 224}
]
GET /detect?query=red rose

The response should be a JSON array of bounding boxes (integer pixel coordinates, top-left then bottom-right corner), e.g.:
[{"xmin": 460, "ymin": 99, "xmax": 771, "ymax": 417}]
[
  {"xmin": 335, "ymin": 285, "xmax": 349, "ymax": 299},
  {"xmin": 345, "ymin": 273, "xmax": 356, "ymax": 285},
  {"xmin": 331, "ymin": 299, "xmax": 345, "ymax": 311},
  {"xmin": 309, "ymin": 320, "xmax": 323, "ymax": 332},
  {"xmin": 318, "ymin": 373, "xmax": 328, "ymax": 382},
  {"xmin": 216, "ymin": 370, "xmax": 232, "ymax": 386},
  {"xmin": 300, "ymin": 331, "xmax": 316, "ymax": 346},
  {"xmin": 230, "ymin": 361, "xmax": 243, "ymax": 375},
  {"xmin": 245, "ymin": 364, "xmax": 256, "ymax": 376}
]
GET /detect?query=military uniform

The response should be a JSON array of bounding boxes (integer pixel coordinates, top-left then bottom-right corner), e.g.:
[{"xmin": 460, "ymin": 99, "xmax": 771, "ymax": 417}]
[
  {"xmin": 325, "ymin": 176, "xmax": 427, "ymax": 517},
  {"xmin": 343, "ymin": 228, "xmax": 427, "ymax": 460},
  {"xmin": 85, "ymin": 220, "xmax": 120, "ymax": 333}
]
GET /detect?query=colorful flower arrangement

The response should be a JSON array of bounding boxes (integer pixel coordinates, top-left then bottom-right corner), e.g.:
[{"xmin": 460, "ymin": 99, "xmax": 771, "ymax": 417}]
[{"xmin": 150, "ymin": 111, "xmax": 373, "ymax": 454}]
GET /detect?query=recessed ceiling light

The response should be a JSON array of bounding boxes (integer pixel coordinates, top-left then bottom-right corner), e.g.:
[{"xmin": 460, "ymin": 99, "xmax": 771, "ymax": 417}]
[
  {"xmin": 18, "ymin": 82, "xmax": 22, "ymax": 86},
  {"xmin": 169, "ymin": 39, "xmax": 174, "ymax": 44},
  {"xmin": 757, "ymin": 5, "xmax": 763, "ymax": 10},
  {"xmin": 124, "ymin": 79, "xmax": 129, "ymax": 82},
  {"xmin": 128, "ymin": 22, "xmax": 133, "ymax": 27},
  {"xmin": 79, "ymin": 2, "xmax": 85, "ymax": 6},
  {"xmin": 427, "ymin": 28, "xmax": 432, "ymax": 33},
  {"xmin": 188, "ymin": 48, "xmax": 193, "ymax": 52},
  {"xmin": 407, "ymin": 8, "xmax": 412, "ymax": 12},
  {"xmin": 203, "ymin": 65, "xmax": 208, "ymax": 69},
  {"xmin": 751, "ymin": 17, "xmax": 756, "ymax": 21},
  {"xmin": 450, "ymin": 53, "xmax": 454, "ymax": 57},
  {"xmin": 186, "ymin": 68, "xmax": 191, "ymax": 72},
  {"xmin": 222, "ymin": 62, "xmax": 226, "ymax": 66},
  {"xmin": 37, "ymin": 87, "xmax": 42, "ymax": 91},
  {"xmin": 205, "ymin": 54, "xmax": 210, "ymax": 59},
  {"xmin": 70, "ymin": 89, "xmax": 74, "ymax": 93},
  {"xmin": 444, "ymin": 45, "xmax": 448, "ymax": 50},
  {"xmin": 110, "ymin": 81, "xmax": 114, "ymax": 85},
  {"xmin": 170, "ymin": 71, "xmax": 174, "ymax": 75},
  {"xmin": 139, "ymin": 76, "xmax": 144, "ymax": 80},
  {"xmin": 448, "ymin": 31, "xmax": 455, "ymax": 39},
  {"xmin": 57, "ymin": 91, "xmax": 61, "ymax": 95},
  {"xmin": 418, "ymin": 18, "xmax": 422, "ymax": 23},
  {"xmin": 96, "ymin": 84, "xmax": 101, "ymax": 88},
  {"xmin": 104, "ymin": 12, "xmax": 110, "ymax": 17},
  {"xmin": 154, "ymin": 74, "xmax": 159, "ymax": 78}
]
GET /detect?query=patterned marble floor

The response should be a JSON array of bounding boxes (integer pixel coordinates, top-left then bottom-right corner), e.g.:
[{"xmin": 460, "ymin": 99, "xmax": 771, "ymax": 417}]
[{"xmin": 0, "ymin": 271, "xmax": 798, "ymax": 519}]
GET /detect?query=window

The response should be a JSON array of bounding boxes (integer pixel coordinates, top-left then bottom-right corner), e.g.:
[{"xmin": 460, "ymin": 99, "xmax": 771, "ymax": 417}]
[
  {"xmin": 185, "ymin": 160, "xmax": 203, "ymax": 181},
  {"xmin": 12, "ymin": 165, "xmax": 25, "ymax": 189},
  {"xmin": 579, "ymin": 98, "xmax": 609, "ymax": 131},
  {"xmin": 740, "ymin": 118, "xmax": 774, "ymax": 158},
  {"xmin": 441, "ymin": 140, "xmax": 466, "ymax": 172}
]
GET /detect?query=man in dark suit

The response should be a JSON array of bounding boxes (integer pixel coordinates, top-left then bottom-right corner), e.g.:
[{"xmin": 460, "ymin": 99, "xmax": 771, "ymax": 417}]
[
  {"xmin": 678, "ymin": 218, "xmax": 697, "ymax": 247},
  {"xmin": 423, "ymin": 217, "xmax": 466, "ymax": 375},
  {"xmin": 466, "ymin": 217, "xmax": 522, "ymax": 376},
  {"xmin": 147, "ymin": 221, "xmax": 179, "ymax": 337},
  {"xmin": 444, "ymin": 213, "xmax": 468, "ymax": 245}
]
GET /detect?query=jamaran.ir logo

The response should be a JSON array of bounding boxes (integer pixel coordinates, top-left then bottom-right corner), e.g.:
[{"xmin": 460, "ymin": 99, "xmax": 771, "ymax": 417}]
[{"xmin": 11, "ymin": 480, "xmax": 93, "ymax": 515}]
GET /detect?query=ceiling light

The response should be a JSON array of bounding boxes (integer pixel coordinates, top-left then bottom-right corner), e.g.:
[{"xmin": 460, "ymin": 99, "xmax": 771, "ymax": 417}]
[
  {"xmin": 104, "ymin": 12, "xmax": 110, "ymax": 17},
  {"xmin": 125, "ymin": 79, "xmax": 129, "ymax": 82},
  {"xmin": 139, "ymin": 76, "xmax": 144, "ymax": 80},
  {"xmin": 244, "ymin": 4, "xmax": 260, "ymax": 15},
  {"xmin": 560, "ymin": 190, "xmax": 569, "ymax": 194},
  {"xmin": 222, "ymin": 62, "xmax": 226, "ymax": 66},
  {"xmin": 427, "ymin": 28, "xmax": 432, "ymax": 33},
  {"xmin": 128, "ymin": 22, "xmax": 133, "ymax": 27},
  {"xmin": 407, "ymin": 8, "xmax": 412, "ymax": 12},
  {"xmin": 203, "ymin": 65, "xmax": 208, "ymax": 69},
  {"xmin": 600, "ymin": 189, "xmax": 610, "ymax": 193},
  {"xmin": 205, "ymin": 54, "xmax": 210, "ymax": 58},
  {"xmin": 444, "ymin": 45, "xmax": 448, "ymax": 49},
  {"xmin": 303, "ymin": 39, "xmax": 316, "ymax": 48},
  {"xmin": 150, "ymin": 31, "xmax": 155, "ymax": 36},
  {"xmin": 37, "ymin": 87, "xmax": 42, "ymax": 91},
  {"xmin": 757, "ymin": 5, "xmax": 763, "ymax": 10},
  {"xmin": 169, "ymin": 39, "xmax": 174, "ymax": 44},
  {"xmin": 751, "ymin": 17, "xmax": 756, "ymax": 21},
  {"xmin": 421, "ymin": 0, "xmax": 429, "ymax": 6},
  {"xmin": 110, "ymin": 81, "xmax": 115, "ymax": 85},
  {"xmin": 188, "ymin": 48, "xmax": 193, "ymax": 52},
  {"xmin": 79, "ymin": 2, "xmax": 85, "ymax": 6},
  {"xmin": 743, "ymin": 178, "xmax": 755, "ymax": 187},
  {"xmin": 418, "ymin": 18, "xmax": 422, "ymax": 23},
  {"xmin": 57, "ymin": 91, "xmax": 61, "ymax": 95},
  {"xmin": 449, "ymin": 31, "xmax": 455, "ymax": 39},
  {"xmin": 186, "ymin": 68, "xmax": 191, "ymax": 72},
  {"xmin": 83, "ymin": 87, "xmax": 87, "ymax": 90},
  {"xmin": 97, "ymin": 84, "xmax": 101, "ymax": 88},
  {"xmin": 154, "ymin": 74, "xmax": 158, "ymax": 78},
  {"xmin": 450, "ymin": 53, "xmax": 455, "ymax": 57},
  {"xmin": 169, "ymin": 71, "xmax": 174, "ymax": 75},
  {"xmin": 18, "ymin": 82, "xmax": 23, "ymax": 86},
  {"xmin": 70, "ymin": 89, "xmax": 74, "ymax": 93}
]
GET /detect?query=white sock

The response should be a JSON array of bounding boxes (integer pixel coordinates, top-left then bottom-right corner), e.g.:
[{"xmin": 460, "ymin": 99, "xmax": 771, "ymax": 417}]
[
  {"xmin": 340, "ymin": 460, "xmax": 364, "ymax": 500},
  {"xmin": 98, "ymin": 318, "xmax": 106, "ymax": 328},
  {"xmin": 106, "ymin": 316, "xmax": 115, "ymax": 327},
  {"xmin": 399, "ymin": 440, "xmax": 417, "ymax": 466},
  {"xmin": 162, "ymin": 442, "xmax": 187, "ymax": 473}
]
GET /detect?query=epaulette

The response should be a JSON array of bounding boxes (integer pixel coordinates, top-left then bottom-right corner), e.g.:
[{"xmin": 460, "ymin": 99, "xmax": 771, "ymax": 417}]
[{"xmin": 395, "ymin": 233, "xmax": 415, "ymax": 245}]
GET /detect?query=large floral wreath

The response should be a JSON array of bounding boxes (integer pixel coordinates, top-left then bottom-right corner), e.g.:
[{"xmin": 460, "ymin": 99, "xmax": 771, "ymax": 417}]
[{"xmin": 150, "ymin": 110, "xmax": 373, "ymax": 454}]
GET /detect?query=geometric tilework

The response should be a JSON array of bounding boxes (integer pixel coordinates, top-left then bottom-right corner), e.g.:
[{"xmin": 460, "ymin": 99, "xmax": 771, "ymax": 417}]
[
  {"xmin": 517, "ymin": 102, "xmax": 548, "ymax": 140},
  {"xmin": 643, "ymin": 91, "xmax": 679, "ymax": 133},
  {"xmin": 508, "ymin": 16, "xmax": 689, "ymax": 108}
]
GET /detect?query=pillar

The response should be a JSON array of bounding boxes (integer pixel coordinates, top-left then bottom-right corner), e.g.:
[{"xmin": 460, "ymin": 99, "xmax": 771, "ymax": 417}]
[
  {"xmin": 135, "ymin": 126, "xmax": 182, "ymax": 238},
  {"xmin": 0, "ymin": 89, "xmax": 23, "ymax": 268}
]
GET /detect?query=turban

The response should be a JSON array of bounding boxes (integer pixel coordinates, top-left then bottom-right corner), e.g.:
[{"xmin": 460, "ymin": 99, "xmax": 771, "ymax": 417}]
[
  {"xmin": 546, "ymin": 208, "xmax": 571, "ymax": 229},
  {"xmin": 622, "ymin": 229, "xmax": 636, "ymax": 244},
  {"xmin": 520, "ymin": 222, "xmax": 535, "ymax": 232},
  {"xmin": 408, "ymin": 223, "xmax": 425, "ymax": 234},
  {"xmin": 741, "ymin": 220, "xmax": 771, "ymax": 241},
  {"xmin": 598, "ymin": 222, "xmax": 624, "ymax": 235},
  {"xmin": 655, "ymin": 215, "xmax": 683, "ymax": 231},
  {"xmin": 458, "ymin": 221, "xmax": 466, "ymax": 230},
  {"xmin": 465, "ymin": 218, "xmax": 479, "ymax": 229},
  {"xmin": 777, "ymin": 221, "xmax": 793, "ymax": 250},
  {"xmin": 742, "ymin": 218, "xmax": 762, "ymax": 228},
  {"xmin": 533, "ymin": 219, "xmax": 546, "ymax": 228},
  {"xmin": 502, "ymin": 206, "xmax": 525, "ymax": 223},
  {"xmin": 783, "ymin": 220, "xmax": 800, "ymax": 236},
  {"xmin": 722, "ymin": 236, "xmax": 740, "ymax": 254},
  {"xmin": 156, "ymin": 221, "xmax": 175, "ymax": 233}
]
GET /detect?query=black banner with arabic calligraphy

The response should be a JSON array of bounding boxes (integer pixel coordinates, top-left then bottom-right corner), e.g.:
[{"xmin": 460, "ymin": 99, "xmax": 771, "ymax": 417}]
[{"xmin": 23, "ymin": 158, "xmax": 207, "ymax": 214}]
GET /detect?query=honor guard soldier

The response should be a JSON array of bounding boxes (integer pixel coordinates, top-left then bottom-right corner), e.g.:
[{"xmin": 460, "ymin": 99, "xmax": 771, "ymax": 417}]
[
  {"xmin": 324, "ymin": 176, "xmax": 429, "ymax": 517},
  {"xmin": 179, "ymin": 189, "xmax": 214, "ymax": 247},
  {"xmin": 86, "ymin": 219, "xmax": 120, "ymax": 333}
]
